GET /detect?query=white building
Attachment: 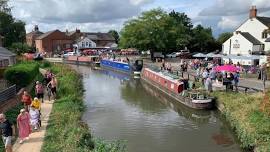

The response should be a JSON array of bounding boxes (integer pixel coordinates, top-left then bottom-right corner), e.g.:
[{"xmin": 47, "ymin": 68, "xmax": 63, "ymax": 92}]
[
  {"xmin": 76, "ymin": 36, "xmax": 97, "ymax": 49},
  {"xmin": 222, "ymin": 6, "xmax": 270, "ymax": 65}
]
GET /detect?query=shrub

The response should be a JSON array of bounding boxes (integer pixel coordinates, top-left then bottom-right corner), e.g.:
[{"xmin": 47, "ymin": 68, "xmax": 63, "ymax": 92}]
[
  {"xmin": 4, "ymin": 61, "xmax": 39, "ymax": 88},
  {"xmin": 0, "ymin": 67, "xmax": 6, "ymax": 78}
]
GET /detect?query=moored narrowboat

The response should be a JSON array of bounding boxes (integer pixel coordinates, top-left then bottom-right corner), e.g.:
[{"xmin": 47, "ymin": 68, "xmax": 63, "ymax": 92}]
[
  {"xmin": 141, "ymin": 68, "xmax": 214, "ymax": 110},
  {"xmin": 100, "ymin": 59, "xmax": 143, "ymax": 75}
]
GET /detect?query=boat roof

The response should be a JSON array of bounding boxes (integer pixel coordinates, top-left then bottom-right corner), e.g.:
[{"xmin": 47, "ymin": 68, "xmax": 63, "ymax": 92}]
[
  {"xmin": 145, "ymin": 68, "xmax": 183, "ymax": 84},
  {"xmin": 102, "ymin": 59, "xmax": 129, "ymax": 65}
]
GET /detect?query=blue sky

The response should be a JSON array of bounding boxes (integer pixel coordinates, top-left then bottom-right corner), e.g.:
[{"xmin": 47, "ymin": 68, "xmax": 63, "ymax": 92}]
[{"xmin": 10, "ymin": 0, "xmax": 270, "ymax": 37}]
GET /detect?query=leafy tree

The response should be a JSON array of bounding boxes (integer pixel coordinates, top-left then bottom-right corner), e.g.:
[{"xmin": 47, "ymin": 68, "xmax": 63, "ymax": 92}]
[
  {"xmin": 0, "ymin": 0, "xmax": 11, "ymax": 13},
  {"xmin": 217, "ymin": 32, "xmax": 232, "ymax": 44},
  {"xmin": 108, "ymin": 30, "xmax": 120, "ymax": 44},
  {"xmin": 9, "ymin": 42, "xmax": 31, "ymax": 55},
  {"xmin": 120, "ymin": 8, "xmax": 194, "ymax": 55},
  {"xmin": 120, "ymin": 8, "xmax": 169, "ymax": 53},
  {"xmin": 189, "ymin": 25, "xmax": 217, "ymax": 53},
  {"xmin": 0, "ymin": 0, "xmax": 26, "ymax": 47}
]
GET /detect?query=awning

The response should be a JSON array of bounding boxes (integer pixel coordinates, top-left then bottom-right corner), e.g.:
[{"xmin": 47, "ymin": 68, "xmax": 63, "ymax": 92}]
[
  {"xmin": 193, "ymin": 53, "xmax": 207, "ymax": 58},
  {"xmin": 223, "ymin": 54, "xmax": 264, "ymax": 60}
]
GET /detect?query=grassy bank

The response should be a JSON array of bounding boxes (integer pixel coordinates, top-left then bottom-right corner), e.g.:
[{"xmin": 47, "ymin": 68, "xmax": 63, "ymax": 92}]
[
  {"xmin": 0, "ymin": 61, "xmax": 41, "ymax": 152},
  {"xmin": 41, "ymin": 63, "xmax": 126, "ymax": 152},
  {"xmin": 212, "ymin": 91, "xmax": 270, "ymax": 152}
]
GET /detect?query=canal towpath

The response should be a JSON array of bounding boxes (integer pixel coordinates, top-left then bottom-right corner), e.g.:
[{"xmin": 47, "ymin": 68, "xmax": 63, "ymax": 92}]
[
  {"xmin": 13, "ymin": 100, "xmax": 53, "ymax": 152},
  {"xmin": 12, "ymin": 68, "xmax": 53, "ymax": 152}
]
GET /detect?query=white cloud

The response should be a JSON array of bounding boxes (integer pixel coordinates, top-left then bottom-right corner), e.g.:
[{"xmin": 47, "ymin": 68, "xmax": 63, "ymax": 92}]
[
  {"xmin": 217, "ymin": 16, "xmax": 243, "ymax": 30},
  {"xmin": 199, "ymin": 0, "xmax": 270, "ymax": 16}
]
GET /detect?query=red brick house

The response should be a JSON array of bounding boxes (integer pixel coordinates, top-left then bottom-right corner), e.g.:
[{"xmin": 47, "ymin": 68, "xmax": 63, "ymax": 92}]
[
  {"xmin": 35, "ymin": 30, "xmax": 73, "ymax": 56},
  {"xmin": 26, "ymin": 25, "xmax": 43, "ymax": 48}
]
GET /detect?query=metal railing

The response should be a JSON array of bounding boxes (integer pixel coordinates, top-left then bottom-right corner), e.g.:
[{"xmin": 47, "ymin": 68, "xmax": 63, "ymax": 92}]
[{"xmin": 0, "ymin": 85, "xmax": 16, "ymax": 103}]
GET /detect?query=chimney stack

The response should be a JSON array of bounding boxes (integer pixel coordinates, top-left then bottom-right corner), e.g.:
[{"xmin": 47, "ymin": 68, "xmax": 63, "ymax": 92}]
[
  {"xmin": 249, "ymin": 6, "xmax": 257, "ymax": 19},
  {"xmin": 34, "ymin": 25, "xmax": 39, "ymax": 31}
]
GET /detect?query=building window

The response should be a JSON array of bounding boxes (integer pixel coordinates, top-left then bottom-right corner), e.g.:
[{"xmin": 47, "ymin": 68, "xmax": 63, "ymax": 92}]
[
  {"xmin": 262, "ymin": 32, "xmax": 268, "ymax": 39},
  {"xmin": 86, "ymin": 42, "xmax": 89, "ymax": 47},
  {"xmin": 82, "ymin": 42, "xmax": 85, "ymax": 47}
]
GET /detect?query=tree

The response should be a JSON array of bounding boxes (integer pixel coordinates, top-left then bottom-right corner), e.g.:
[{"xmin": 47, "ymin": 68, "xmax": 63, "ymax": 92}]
[
  {"xmin": 9, "ymin": 42, "xmax": 31, "ymax": 55},
  {"xmin": 119, "ymin": 8, "xmax": 193, "ymax": 55},
  {"xmin": 217, "ymin": 32, "xmax": 232, "ymax": 44},
  {"xmin": 119, "ymin": 8, "xmax": 169, "ymax": 53},
  {"xmin": 0, "ymin": 0, "xmax": 26, "ymax": 47},
  {"xmin": 108, "ymin": 30, "xmax": 120, "ymax": 44},
  {"xmin": 0, "ymin": 0, "xmax": 11, "ymax": 13},
  {"xmin": 189, "ymin": 25, "xmax": 217, "ymax": 53}
]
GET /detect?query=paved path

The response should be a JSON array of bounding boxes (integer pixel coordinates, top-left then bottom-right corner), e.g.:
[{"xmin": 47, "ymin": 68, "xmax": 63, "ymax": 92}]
[{"xmin": 13, "ymin": 100, "xmax": 53, "ymax": 152}]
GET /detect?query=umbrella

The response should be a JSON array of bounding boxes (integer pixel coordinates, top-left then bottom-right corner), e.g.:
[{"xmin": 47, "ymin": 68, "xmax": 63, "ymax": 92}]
[{"xmin": 214, "ymin": 65, "xmax": 239, "ymax": 72}]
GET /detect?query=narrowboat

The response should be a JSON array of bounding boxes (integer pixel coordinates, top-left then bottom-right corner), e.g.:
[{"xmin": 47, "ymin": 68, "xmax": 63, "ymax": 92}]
[
  {"xmin": 64, "ymin": 55, "xmax": 100, "ymax": 66},
  {"xmin": 100, "ymin": 59, "xmax": 143, "ymax": 75},
  {"xmin": 141, "ymin": 68, "xmax": 214, "ymax": 110}
]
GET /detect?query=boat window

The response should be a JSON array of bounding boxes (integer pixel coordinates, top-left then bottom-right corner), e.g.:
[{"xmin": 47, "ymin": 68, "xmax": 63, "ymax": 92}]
[
  {"xmin": 191, "ymin": 94, "xmax": 197, "ymax": 99},
  {"xmin": 171, "ymin": 84, "xmax": 174, "ymax": 89},
  {"xmin": 199, "ymin": 95, "xmax": 205, "ymax": 100}
]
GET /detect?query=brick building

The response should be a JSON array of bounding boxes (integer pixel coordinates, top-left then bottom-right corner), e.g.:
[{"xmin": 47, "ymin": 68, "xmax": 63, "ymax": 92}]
[
  {"xmin": 35, "ymin": 30, "xmax": 73, "ymax": 57},
  {"xmin": 26, "ymin": 25, "xmax": 43, "ymax": 48},
  {"xmin": 83, "ymin": 32, "xmax": 116, "ymax": 47}
]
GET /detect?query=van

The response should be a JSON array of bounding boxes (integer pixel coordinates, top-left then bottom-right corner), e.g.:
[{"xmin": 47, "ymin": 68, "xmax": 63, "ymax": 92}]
[{"xmin": 179, "ymin": 50, "xmax": 190, "ymax": 55}]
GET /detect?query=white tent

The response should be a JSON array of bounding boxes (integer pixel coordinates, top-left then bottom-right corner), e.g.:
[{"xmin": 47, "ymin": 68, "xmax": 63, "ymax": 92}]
[{"xmin": 193, "ymin": 53, "xmax": 207, "ymax": 58}]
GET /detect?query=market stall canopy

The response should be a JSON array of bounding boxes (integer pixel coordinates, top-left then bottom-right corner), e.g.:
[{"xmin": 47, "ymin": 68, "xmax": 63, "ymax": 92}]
[
  {"xmin": 222, "ymin": 54, "xmax": 264, "ymax": 60},
  {"xmin": 206, "ymin": 53, "xmax": 216, "ymax": 58},
  {"xmin": 214, "ymin": 65, "xmax": 239, "ymax": 72},
  {"xmin": 193, "ymin": 53, "xmax": 207, "ymax": 58}
]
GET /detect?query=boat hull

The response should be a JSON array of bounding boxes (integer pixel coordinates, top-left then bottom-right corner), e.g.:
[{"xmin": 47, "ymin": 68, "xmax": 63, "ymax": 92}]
[
  {"xmin": 100, "ymin": 59, "xmax": 141, "ymax": 75},
  {"xmin": 141, "ymin": 68, "xmax": 214, "ymax": 110}
]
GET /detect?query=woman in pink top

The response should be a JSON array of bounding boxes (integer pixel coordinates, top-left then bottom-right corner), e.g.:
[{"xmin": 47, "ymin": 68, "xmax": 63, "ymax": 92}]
[{"xmin": 17, "ymin": 109, "xmax": 31, "ymax": 144}]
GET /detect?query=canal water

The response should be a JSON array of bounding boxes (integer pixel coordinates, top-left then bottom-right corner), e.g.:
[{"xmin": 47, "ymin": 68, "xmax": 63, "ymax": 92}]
[{"xmin": 75, "ymin": 66, "xmax": 242, "ymax": 152}]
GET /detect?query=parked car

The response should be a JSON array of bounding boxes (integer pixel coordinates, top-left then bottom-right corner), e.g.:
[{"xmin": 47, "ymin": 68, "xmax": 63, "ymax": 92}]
[
  {"xmin": 63, "ymin": 52, "xmax": 76, "ymax": 57},
  {"xmin": 33, "ymin": 53, "xmax": 43, "ymax": 61},
  {"xmin": 166, "ymin": 52, "xmax": 177, "ymax": 58}
]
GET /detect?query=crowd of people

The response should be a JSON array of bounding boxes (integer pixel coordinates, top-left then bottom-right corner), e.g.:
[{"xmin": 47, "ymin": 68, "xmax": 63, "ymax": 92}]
[
  {"xmin": 159, "ymin": 58, "xmax": 268, "ymax": 93},
  {"xmin": 0, "ymin": 69, "xmax": 57, "ymax": 152}
]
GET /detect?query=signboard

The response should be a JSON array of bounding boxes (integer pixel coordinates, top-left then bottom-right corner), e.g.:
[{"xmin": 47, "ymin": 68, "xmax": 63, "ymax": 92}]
[{"xmin": 233, "ymin": 40, "xmax": 240, "ymax": 48}]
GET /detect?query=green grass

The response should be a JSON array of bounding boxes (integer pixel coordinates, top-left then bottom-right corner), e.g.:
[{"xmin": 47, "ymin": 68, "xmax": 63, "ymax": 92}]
[
  {"xmin": 41, "ymin": 63, "xmax": 126, "ymax": 152},
  {"xmin": 212, "ymin": 91, "xmax": 270, "ymax": 151}
]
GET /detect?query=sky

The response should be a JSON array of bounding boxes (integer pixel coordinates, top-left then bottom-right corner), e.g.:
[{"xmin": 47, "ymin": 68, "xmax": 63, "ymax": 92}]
[{"xmin": 9, "ymin": 0, "xmax": 270, "ymax": 37}]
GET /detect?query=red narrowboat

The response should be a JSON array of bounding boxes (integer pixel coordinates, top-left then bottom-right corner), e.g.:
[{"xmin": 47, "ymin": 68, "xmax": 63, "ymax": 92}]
[{"xmin": 141, "ymin": 68, "xmax": 214, "ymax": 110}]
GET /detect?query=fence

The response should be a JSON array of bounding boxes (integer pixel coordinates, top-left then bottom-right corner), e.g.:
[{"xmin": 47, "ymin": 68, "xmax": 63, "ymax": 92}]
[
  {"xmin": 0, "ymin": 85, "xmax": 16, "ymax": 103},
  {"xmin": 0, "ymin": 79, "xmax": 11, "ymax": 91}
]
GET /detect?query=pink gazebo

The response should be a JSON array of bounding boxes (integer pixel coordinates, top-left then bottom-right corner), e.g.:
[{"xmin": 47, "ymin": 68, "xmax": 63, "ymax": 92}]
[{"xmin": 214, "ymin": 65, "xmax": 239, "ymax": 72}]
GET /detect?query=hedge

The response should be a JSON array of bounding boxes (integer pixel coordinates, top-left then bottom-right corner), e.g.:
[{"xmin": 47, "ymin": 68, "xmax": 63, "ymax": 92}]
[{"xmin": 4, "ymin": 61, "xmax": 39, "ymax": 88}]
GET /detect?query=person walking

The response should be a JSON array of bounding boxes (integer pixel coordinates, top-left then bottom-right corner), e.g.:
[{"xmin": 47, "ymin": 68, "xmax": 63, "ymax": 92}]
[
  {"xmin": 31, "ymin": 97, "xmax": 41, "ymax": 127},
  {"xmin": 233, "ymin": 72, "xmax": 240, "ymax": 92},
  {"xmin": 47, "ymin": 76, "xmax": 57, "ymax": 100},
  {"xmin": 17, "ymin": 109, "xmax": 31, "ymax": 144},
  {"xmin": 29, "ymin": 106, "xmax": 40, "ymax": 130},
  {"xmin": 21, "ymin": 91, "xmax": 32, "ymax": 112},
  {"xmin": 35, "ymin": 81, "xmax": 44, "ymax": 103},
  {"xmin": 0, "ymin": 114, "xmax": 15, "ymax": 152},
  {"xmin": 261, "ymin": 64, "xmax": 268, "ymax": 92},
  {"xmin": 205, "ymin": 77, "xmax": 213, "ymax": 93}
]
